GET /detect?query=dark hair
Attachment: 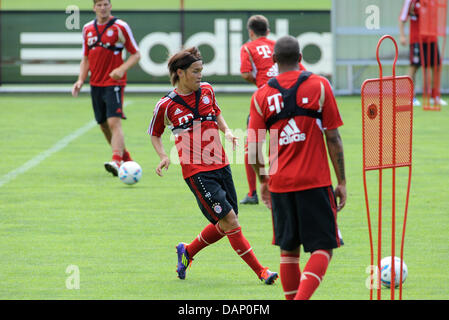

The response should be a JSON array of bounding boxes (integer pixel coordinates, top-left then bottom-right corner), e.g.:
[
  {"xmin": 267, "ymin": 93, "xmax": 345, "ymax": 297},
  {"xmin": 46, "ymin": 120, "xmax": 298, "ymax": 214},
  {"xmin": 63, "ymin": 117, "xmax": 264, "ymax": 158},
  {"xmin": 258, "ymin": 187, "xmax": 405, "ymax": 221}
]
[
  {"xmin": 274, "ymin": 36, "xmax": 301, "ymax": 66},
  {"xmin": 167, "ymin": 47, "xmax": 202, "ymax": 86},
  {"xmin": 247, "ymin": 15, "xmax": 269, "ymax": 36}
]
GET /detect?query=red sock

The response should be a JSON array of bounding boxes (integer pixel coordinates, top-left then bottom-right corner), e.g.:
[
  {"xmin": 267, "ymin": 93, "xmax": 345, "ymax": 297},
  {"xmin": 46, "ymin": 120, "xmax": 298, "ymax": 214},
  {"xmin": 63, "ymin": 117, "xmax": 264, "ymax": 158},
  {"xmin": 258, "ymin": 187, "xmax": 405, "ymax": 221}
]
[
  {"xmin": 122, "ymin": 149, "xmax": 132, "ymax": 162},
  {"xmin": 112, "ymin": 150, "xmax": 122, "ymax": 164},
  {"xmin": 225, "ymin": 226, "xmax": 264, "ymax": 277},
  {"xmin": 244, "ymin": 141, "xmax": 257, "ymax": 196},
  {"xmin": 432, "ymin": 88, "xmax": 437, "ymax": 99},
  {"xmin": 294, "ymin": 250, "xmax": 332, "ymax": 300},
  {"xmin": 186, "ymin": 223, "xmax": 225, "ymax": 258},
  {"xmin": 280, "ymin": 253, "xmax": 301, "ymax": 300}
]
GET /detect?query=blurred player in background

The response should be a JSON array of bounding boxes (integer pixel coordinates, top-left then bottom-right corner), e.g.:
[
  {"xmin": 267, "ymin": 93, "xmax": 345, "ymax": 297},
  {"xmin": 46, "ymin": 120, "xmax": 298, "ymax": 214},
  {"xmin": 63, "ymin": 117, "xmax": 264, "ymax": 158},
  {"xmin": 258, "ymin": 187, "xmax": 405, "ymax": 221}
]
[
  {"xmin": 72, "ymin": 0, "xmax": 141, "ymax": 176},
  {"xmin": 149, "ymin": 47, "xmax": 278, "ymax": 285},
  {"xmin": 399, "ymin": 0, "xmax": 446, "ymax": 106},
  {"xmin": 239, "ymin": 15, "xmax": 305, "ymax": 204},
  {"xmin": 248, "ymin": 36, "xmax": 345, "ymax": 300}
]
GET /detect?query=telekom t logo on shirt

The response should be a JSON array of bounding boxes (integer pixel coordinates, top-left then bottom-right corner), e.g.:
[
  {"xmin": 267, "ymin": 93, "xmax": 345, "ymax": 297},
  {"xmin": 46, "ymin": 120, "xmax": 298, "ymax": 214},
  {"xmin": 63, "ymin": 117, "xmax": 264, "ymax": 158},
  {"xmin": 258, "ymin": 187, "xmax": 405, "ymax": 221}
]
[
  {"xmin": 256, "ymin": 45, "xmax": 272, "ymax": 58},
  {"xmin": 267, "ymin": 93, "xmax": 284, "ymax": 114}
]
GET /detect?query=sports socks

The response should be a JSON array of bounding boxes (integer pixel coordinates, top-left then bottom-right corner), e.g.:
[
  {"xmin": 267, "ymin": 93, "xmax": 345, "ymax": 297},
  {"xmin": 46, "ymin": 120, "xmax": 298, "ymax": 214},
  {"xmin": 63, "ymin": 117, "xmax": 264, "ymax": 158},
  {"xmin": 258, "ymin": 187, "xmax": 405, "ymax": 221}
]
[
  {"xmin": 112, "ymin": 149, "xmax": 132, "ymax": 164},
  {"xmin": 112, "ymin": 149, "xmax": 122, "ymax": 164},
  {"xmin": 225, "ymin": 226, "xmax": 264, "ymax": 277},
  {"xmin": 122, "ymin": 149, "xmax": 132, "ymax": 162},
  {"xmin": 280, "ymin": 253, "xmax": 301, "ymax": 300},
  {"xmin": 294, "ymin": 250, "xmax": 332, "ymax": 300},
  {"xmin": 186, "ymin": 223, "xmax": 226, "ymax": 258},
  {"xmin": 244, "ymin": 141, "xmax": 257, "ymax": 196}
]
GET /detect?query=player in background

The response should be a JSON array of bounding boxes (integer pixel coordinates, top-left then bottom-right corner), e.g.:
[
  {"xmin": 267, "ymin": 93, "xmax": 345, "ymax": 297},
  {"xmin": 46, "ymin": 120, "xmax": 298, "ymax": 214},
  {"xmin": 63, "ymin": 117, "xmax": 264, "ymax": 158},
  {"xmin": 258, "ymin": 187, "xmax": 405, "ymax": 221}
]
[
  {"xmin": 149, "ymin": 47, "xmax": 278, "ymax": 285},
  {"xmin": 72, "ymin": 0, "xmax": 141, "ymax": 176},
  {"xmin": 239, "ymin": 15, "xmax": 305, "ymax": 204},
  {"xmin": 247, "ymin": 36, "xmax": 346, "ymax": 300},
  {"xmin": 399, "ymin": 0, "xmax": 446, "ymax": 106}
]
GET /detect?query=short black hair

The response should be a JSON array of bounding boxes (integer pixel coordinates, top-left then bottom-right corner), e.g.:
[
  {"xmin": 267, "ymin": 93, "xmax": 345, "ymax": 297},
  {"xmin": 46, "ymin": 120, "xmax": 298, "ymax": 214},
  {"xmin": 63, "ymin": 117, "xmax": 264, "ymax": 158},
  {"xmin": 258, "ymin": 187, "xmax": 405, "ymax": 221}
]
[
  {"xmin": 274, "ymin": 36, "xmax": 301, "ymax": 66},
  {"xmin": 247, "ymin": 15, "xmax": 269, "ymax": 36}
]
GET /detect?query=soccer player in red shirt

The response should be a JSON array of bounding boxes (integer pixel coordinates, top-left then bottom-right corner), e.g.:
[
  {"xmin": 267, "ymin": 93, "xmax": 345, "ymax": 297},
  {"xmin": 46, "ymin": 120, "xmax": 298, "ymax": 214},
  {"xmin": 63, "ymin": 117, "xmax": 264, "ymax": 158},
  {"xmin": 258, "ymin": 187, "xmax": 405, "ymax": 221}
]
[
  {"xmin": 240, "ymin": 15, "xmax": 305, "ymax": 204},
  {"xmin": 247, "ymin": 36, "xmax": 346, "ymax": 300},
  {"xmin": 399, "ymin": 0, "xmax": 446, "ymax": 106},
  {"xmin": 72, "ymin": 0, "xmax": 141, "ymax": 176},
  {"xmin": 149, "ymin": 47, "xmax": 278, "ymax": 285}
]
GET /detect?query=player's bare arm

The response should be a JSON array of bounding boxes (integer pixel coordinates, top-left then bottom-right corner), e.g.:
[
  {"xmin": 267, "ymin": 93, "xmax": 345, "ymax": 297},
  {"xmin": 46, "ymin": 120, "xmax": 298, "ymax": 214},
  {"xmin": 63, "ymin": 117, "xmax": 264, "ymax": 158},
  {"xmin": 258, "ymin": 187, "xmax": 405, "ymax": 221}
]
[
  {"xmin": 399, "ymin": 20, "xmax": 407, "ymax": 46},
  {"xmin": 151, "ymin": 135, "xmax": 170, "ymax": 177},
  {"xmin": 109, "ymin": 51, "xmax": 141, "ymax": 80},
  {"xmin": 72, "ymin": 56, "xmax": 89, "ymax": 97},
  {"xmin": 216, "ymin": 114, "xmax": 239, "ymax": 150},
  {"xmin": 324, "ymin": 128, "xmax": 346, "ymax": 211},
  {"xmin": 241, "ymin": 72, "xmax": 257, "ymax": 85}
]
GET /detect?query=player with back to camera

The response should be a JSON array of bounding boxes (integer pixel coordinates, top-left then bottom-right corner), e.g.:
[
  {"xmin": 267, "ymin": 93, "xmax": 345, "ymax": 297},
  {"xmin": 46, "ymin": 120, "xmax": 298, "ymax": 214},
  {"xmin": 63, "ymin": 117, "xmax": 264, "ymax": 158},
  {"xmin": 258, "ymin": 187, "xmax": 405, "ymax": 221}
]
[
  {"xmin": 399, "ymin": 0, "xmax": 446, "ymax": 107},
  {"xmin": 148, "ymin": 46, "xmax": 278, "ymax": 285},
  {"xmin": 248, "ymin": 36, "xmax": 346, "ymax": 300},
  {"xmin": 239, "ymin": 15, "xmax": 305, "ymax": 205},
  {"xmin": 72, "ymin": 0, "xmax": 141, "ymax": 176}
]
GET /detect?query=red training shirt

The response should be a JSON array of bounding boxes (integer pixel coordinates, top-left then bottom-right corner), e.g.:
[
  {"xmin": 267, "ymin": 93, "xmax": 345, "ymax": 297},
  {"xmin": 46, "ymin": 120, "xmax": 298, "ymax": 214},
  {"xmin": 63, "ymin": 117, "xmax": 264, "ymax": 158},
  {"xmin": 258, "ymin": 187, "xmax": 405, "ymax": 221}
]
[
  {"xmin": 248, "ymin": 70, "xmax": 343, "ymax": 193},
  {"xmin": 399, "ymin": 0, "xmax": 437, "ymax": 44},
  {"xmin": 149, "ymin": 82, "xmax": 229, "ymax": 179},
  {"xmin": 240, "ymin": 37, "xmax": 306, "ymax": 88},
  {"xmin": 82, "ymin": 17, "xmax": 139, "ymax": 87}
]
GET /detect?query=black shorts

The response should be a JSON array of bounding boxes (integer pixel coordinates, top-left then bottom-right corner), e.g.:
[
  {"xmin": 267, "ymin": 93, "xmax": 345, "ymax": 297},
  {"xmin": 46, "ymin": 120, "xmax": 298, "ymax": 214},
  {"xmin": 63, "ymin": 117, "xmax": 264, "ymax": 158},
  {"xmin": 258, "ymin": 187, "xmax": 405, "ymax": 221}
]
[
  {"xmin": 90, "ymin": 85, "xmax": 127, "ymax": 124},
  {"xmin": 270, "ymin": 186, "xmax": 344, "ymax": 252},
  {"xmin": 185, "ymin": 165, "xmax": 238, "ymax": 224},
  {"xmin": 410, "ymin": 42, "xmax": 440, "ymax": 67}
]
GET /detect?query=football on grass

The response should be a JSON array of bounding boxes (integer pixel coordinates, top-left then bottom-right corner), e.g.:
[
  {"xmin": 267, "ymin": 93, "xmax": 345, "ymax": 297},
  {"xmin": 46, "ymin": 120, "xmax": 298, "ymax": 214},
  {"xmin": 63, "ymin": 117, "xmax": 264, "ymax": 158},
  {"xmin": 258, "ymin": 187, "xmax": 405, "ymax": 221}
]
[
  {"xmin": 380, "ymin": 256, "xmax": 408, "ymax": 288},
  {"xmin": 119, "ymin": 161, "xmax": 142, "ymax": 185}
]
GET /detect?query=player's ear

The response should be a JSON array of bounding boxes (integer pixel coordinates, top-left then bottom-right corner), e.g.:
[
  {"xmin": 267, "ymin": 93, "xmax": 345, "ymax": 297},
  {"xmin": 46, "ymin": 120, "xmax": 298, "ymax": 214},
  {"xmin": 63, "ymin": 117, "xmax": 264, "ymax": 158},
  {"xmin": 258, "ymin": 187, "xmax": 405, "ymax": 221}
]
[
  {"xmin": 298, "ymin": 53, "xmax": 302, "ymax": 63},
  {"xmin": 177, "ymin": 68, "xmax": 185, "ymax": 80},
  {"xmin": 272, "ymin": 53, "xmax": 278, "ymax": 64}
]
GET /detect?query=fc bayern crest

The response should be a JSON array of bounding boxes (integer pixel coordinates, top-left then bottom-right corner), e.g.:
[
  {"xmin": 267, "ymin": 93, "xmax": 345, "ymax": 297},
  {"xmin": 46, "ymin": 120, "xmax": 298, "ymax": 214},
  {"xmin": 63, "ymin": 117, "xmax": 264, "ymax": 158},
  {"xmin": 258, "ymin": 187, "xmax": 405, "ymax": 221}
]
[
  {"xmin": 202, "ymin": 96, "xmax": 210, "ymax": 105},
  {"xmin": 213, "ymin": 204, "xmax": 222, "ymax": 214}
]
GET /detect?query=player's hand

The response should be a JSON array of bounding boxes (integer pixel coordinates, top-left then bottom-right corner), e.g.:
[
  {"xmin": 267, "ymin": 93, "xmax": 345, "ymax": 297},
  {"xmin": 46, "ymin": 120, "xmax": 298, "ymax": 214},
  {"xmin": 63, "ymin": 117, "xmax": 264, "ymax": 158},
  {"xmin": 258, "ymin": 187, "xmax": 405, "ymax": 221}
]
[
  {"xmin": 225, "ymin": 129, "xmax": 239, "ymax": 151},
  {"xmin": 400, "ymin": 35, "xmax": 407, "ymax": 46},
  {"xmin": 334, "ymin": 183, "xmax": 346, "ymax": 211},
  {"xmin": 260, "ymin": 181, "xmax": 271, "ymax": 210},
  {"xmin": 72, "ymin": 80, "xmax": 84, "ymax": 97},
  {"xmin": 156, "ymin": 157, "xmax": 170, "ymax": 177},
  {"xmin": 109, "ymin": 67, "xmax": 125, "ymax": 80}
]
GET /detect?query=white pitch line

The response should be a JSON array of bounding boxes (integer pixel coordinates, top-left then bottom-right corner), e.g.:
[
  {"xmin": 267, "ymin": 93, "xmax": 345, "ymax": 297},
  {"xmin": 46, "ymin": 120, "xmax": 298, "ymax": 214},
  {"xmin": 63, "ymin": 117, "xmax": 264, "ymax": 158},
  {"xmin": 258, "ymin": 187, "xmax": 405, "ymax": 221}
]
[{"xmin": 0, "ymin": 101, "xmax": 133, "ymax": 188}]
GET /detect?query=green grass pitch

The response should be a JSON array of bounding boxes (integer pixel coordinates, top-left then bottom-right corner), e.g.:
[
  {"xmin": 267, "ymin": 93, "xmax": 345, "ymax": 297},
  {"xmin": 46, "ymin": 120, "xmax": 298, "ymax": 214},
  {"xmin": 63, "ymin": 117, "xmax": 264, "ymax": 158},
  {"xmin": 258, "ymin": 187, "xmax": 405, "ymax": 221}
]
[{"xmin": 0, "ymin": 92, "xmax": 448, "ymax": 300}]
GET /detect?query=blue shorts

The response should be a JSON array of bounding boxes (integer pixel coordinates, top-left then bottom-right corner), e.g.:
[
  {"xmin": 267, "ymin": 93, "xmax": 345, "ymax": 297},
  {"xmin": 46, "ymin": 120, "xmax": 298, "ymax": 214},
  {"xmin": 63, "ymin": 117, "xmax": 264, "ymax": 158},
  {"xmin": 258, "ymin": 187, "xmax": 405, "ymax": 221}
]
[
  {"xmin": 185, "ymin": 165, "xmax": 238, "ymax": 224},
  {"xmin": 90, "ymin": 85, "xmax": 127, "ymax": 124},
  {"xmin": 270, "ymin": 186, "xmax": 344, "ymax": 252}
]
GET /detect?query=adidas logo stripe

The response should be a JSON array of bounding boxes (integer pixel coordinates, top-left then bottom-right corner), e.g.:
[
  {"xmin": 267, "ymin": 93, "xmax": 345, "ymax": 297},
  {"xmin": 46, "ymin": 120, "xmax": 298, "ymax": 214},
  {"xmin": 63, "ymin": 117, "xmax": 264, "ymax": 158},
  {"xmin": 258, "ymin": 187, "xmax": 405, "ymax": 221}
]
[{"xmin": 279, "ymin": 119, "xmax": 306, "ymax": 146}]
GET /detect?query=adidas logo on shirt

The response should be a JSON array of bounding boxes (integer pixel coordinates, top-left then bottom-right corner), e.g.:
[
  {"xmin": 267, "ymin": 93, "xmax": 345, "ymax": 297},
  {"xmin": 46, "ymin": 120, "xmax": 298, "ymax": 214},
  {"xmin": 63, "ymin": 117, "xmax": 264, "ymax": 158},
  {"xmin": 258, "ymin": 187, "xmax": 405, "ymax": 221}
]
[
  {"xmin": 174, "ymin": 108, "xmax": 183, "ymax": 115},
  {"xmin": 279, "ymin": 119, "xmax": 306, "ymax": 146}
]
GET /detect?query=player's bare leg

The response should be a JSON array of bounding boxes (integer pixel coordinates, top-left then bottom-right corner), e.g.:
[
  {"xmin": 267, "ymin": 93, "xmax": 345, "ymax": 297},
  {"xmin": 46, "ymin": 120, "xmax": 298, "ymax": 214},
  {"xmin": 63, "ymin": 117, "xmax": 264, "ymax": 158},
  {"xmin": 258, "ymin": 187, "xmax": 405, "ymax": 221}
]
[
  {"xmin": 103, "ymin": 116, "xmax": 126, "ymax": 176},
  {"xmin": 408, "ymin": 65, "xmax": 421, "ymax": 106},
  {"xmin": 99, "ymin": 122, "xmax": 112, "ymax": 144}
]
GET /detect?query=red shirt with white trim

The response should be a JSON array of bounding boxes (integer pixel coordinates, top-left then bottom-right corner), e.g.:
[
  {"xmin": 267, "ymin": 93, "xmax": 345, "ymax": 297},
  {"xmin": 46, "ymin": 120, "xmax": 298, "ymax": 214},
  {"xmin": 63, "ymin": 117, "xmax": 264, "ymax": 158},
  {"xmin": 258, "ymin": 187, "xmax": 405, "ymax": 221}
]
[
  {"xmin": 399, "ymin": 0, "xmax": 437, "ymax": 44},
  {"xmin": 149, "ymin": 82, "xmax": 229, "ymax": 179},
  {"xmin": 248, "ymin": 70, "xmax": 343, "ymax": 193},
  {"xmin": 240, "ymin": 37, "xmax": 306, "ymax": 88},
  {"xmin": 83, "ymin": 17, "xmax": 139, "ymax": 87}
]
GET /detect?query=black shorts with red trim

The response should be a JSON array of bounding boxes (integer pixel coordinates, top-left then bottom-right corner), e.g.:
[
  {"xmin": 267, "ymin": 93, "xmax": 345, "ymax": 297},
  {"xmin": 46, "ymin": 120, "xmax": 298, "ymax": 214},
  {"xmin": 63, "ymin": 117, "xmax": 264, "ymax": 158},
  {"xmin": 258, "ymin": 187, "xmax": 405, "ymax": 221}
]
[
  {"xmin": 185, "ymin": 165, "xmax": 238, "ymax": 224},
  {"xmin": 270, "ymin": 186, "xmax": 344, "ymax": 252},
  {"xmin": 90, "ymin": 85, "xmax": 127, "ymax": 124},
  {"xmin": 410, "ymin": 42, "xmax": 440, "ymax": 67}
]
